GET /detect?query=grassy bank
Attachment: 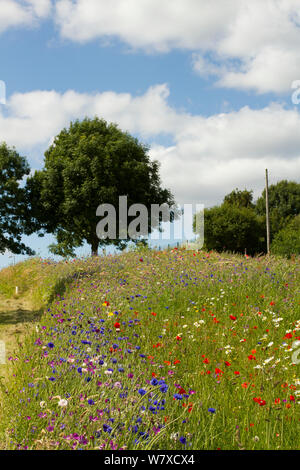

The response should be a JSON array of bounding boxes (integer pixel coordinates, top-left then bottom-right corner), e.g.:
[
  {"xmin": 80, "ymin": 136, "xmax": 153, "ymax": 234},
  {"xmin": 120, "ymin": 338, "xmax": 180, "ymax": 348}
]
[{"xmin": 0, "ymin": 249, "xmax": 299, "ymax": 450}]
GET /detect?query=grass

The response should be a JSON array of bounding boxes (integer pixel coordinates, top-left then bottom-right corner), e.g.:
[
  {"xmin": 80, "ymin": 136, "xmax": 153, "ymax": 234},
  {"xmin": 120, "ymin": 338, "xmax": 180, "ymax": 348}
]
[{"xmin": 0, "ymin": 248, "xmax": 299, "ymax": 450}]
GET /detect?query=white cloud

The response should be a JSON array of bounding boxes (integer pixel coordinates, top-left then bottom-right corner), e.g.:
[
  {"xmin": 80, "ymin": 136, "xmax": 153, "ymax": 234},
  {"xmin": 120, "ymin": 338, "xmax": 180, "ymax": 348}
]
[
  {"xmin": 0, "ymin": 84, "xmax": 299, "ymax": 206},
  {"xmin": 54, "ymin": 0, "xmax": 236, "ymax": 51},
  {"xmin": 214, "ymin": 48, "xmax": 300, "ymax": 94},
  {"xmin": 25, "ymin": 0, "xmax": 52, "ymax": 18},
  {"xmin": 54, "ymin": 0, "xmax": 300, "ymax": 94},
  {"xmin": 1, "ymin": 1, "xmax": 299, "ymax": 94},
  {"xmin": 0, "ymin": 0, "xmax": 52, "ymax": 33}
]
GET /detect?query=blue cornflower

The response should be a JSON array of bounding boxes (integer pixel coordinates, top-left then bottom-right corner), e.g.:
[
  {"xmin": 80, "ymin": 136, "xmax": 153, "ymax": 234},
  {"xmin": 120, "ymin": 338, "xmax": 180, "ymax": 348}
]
[
  {"xmin": 47, "ymin": 342, "xmax": 54, "ymax": 348},
  {"xmin": 138, "ymin": 389, "xmax": 146, "ymax": 396},
  {"xmin": 103, "ymin": 424, "xmax": 112, "ymax": 433},
  {"xmin": 208, "ymin": 408, "xmax": 216, "ymax": 413},
  {"xmin": 179, "ymin": 436, "xmax": 186, "ymax": 444},
  {"xmin": 174, "ymin": 393, "xmax": 183, "ymax": 400}
]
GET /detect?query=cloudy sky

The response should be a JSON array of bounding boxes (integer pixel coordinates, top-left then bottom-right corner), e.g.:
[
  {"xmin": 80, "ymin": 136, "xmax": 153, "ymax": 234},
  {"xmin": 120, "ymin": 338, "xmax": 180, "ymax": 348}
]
[{"xmin": 1, "ymin": 0, "xmax": 300, "ymax": 265}]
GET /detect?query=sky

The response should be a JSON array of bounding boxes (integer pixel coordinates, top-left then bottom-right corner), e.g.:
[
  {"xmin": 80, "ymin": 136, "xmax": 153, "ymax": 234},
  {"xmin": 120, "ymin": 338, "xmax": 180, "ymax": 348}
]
[{"xmin": 0, "ymin": 0, "xmax": 300, "ymax": 268}]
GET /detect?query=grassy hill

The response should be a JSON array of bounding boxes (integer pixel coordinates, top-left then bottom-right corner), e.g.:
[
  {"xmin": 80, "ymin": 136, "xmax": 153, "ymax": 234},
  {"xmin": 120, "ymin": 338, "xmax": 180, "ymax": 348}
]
[{"xmin": 0, "ymin": 249, "xmax": 299, "ymax": 450}]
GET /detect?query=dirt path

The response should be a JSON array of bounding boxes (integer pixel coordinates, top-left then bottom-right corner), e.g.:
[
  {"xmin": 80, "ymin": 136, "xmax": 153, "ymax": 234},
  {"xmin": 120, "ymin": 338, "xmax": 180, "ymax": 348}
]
[
  {"xmin": 0, "ymin": 296, "xmax": 42, "ymax": 361},
  {"xmin": 0, "ymin": 296, "xmax": 43, "ymax": 448}
]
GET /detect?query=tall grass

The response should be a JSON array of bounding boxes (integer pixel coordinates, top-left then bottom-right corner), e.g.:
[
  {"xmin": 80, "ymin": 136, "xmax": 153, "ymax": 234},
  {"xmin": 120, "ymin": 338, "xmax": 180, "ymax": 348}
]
[{"xmin": 0, "ymin": 249, "xmax": 299, "ymax": 450}]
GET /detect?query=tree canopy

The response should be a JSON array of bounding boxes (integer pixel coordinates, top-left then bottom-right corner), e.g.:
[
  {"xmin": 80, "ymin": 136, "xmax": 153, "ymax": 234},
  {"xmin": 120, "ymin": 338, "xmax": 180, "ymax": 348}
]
[
  {"xmin": 223, "ymin": 188, "xmax": 254, "ymax": 209},
  {"xmin": 194, "ymin": 182, "xmax": 299, "ymax": 256},
  {"xmin": 27, "ymin": 117, "xmax": 174, "ymax": 256},
  {"xmin": 0, "ymin": 142, "xmax": 34, "ymax": 255},
  {"xmin": 256, "ymin": 180, "xmax": 300, "ymax": 239}
]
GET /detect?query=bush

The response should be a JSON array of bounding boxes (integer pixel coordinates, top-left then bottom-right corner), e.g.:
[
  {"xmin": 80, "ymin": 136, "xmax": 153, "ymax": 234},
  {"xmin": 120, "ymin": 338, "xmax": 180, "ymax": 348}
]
[
  {"xmin": 271, "ymin": 215, "xmax": 300, "ymax": 258},
  {"xmin": 195, "ymin": 203, "xmax": 265, "ymax": 255}
]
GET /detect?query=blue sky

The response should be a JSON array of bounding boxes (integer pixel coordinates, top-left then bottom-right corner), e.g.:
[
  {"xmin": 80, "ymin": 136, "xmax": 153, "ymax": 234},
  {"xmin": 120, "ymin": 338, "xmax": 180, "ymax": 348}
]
[{"xmin": 1, "ymin": 1, "xmax": 300, "ymax": 268}]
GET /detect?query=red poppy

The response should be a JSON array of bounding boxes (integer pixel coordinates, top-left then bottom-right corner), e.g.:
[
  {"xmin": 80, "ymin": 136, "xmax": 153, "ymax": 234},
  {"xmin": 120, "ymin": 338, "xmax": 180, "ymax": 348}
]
[{"xmin": 229, "ymin": 315, "xmax": 237, "ymax": 321}]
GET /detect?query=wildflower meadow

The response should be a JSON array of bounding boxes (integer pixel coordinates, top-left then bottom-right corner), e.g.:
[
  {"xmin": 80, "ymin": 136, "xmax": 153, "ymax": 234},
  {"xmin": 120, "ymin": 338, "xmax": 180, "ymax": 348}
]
[{"xmin": 0, "ymin": 247, "xmax": 299, "ymax": 450}]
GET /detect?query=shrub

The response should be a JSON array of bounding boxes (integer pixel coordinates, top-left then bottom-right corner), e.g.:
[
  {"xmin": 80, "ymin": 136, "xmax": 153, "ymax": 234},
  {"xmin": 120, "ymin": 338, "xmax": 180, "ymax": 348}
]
[
  {"xmin": 194, "ymin": 203, "xmax": 265, "ymax": 255},
  {"xmin": 271, "ymin": 215, "xmax": 300, "ymax": 258}
]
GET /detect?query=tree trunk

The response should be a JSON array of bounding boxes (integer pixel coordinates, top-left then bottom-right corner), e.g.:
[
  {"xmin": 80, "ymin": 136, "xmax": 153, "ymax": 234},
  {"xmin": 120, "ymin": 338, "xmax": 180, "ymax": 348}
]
[{"xmin": 91, "ymin": 239, "xmax": 99, "ymax": 257}]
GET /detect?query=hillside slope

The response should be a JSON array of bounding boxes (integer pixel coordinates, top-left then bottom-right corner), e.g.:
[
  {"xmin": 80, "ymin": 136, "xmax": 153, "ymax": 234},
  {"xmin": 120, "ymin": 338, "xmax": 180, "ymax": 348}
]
[{"xmin": 0, "ymin": 250, "xmax": 299, "ymax": 450}]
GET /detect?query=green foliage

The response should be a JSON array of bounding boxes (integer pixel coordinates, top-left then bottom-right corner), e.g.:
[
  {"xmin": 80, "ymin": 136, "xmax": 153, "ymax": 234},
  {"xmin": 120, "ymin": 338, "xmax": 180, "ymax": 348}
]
[
  {"xmin": 27, "ymin": 117, "xmax": 174, "ymax": 256},
  {"xmin": 256, "ymin": 180, "xmax": 300, "ymax": 239},
  {"xmin": 194, "ymin": 203, "xmax": 265, "ymax": 255},
  {"xmin": 271, "ymin": 214, "xmax": 300, "ymax": 258},
  {"xmin": 223, "ymin": 188, "xmax": 254, "ymax": 208},
  {"xmin": 0, "ymin": 143, "xmax": 34, "ymax": 255}
]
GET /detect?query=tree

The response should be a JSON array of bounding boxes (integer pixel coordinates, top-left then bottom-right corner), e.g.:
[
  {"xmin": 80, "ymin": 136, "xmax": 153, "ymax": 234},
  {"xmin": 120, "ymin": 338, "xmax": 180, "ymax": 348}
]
[
  {"xmin": 271, "ymin": 214, "xmax": 300, "ymax": 258},
  {"xmin": 194, "ymin": 203, "xmax": 265, "ymax": 255},
  {"xmin": 223, "ymin": 188, "xmax": 254, "ymax": 209},
  {"xmin": 0, "ymin": 142, "xmax": 34, "ymax": 255},
  {"xmin": 28, "ymin": 117, "xmax": 175, "ymax": 256},
  {"xmin": 256, "ymin": 180, "xmax": 300, "ymax": 240}
]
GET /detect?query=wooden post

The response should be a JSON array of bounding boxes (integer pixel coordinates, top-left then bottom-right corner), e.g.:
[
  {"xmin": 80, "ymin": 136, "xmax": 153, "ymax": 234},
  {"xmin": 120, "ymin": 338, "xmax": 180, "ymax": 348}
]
[{"xmin": 265, "ymin": 169, "xmax": 270, "ymax": 255}]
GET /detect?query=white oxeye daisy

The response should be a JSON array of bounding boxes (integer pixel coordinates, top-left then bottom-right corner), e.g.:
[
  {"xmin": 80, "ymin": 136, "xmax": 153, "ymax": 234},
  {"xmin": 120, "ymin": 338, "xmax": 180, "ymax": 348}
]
[{"xmin": 58, "ymin": 399, "xmax": 68, "ymax": 407}]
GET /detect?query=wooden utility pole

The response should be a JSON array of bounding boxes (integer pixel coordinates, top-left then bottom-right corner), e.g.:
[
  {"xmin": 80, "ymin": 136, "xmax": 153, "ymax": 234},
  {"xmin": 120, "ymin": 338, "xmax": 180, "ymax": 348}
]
[{"xmin": 265, "ymin": 169, "xmax": 270, "ymax": 255}]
